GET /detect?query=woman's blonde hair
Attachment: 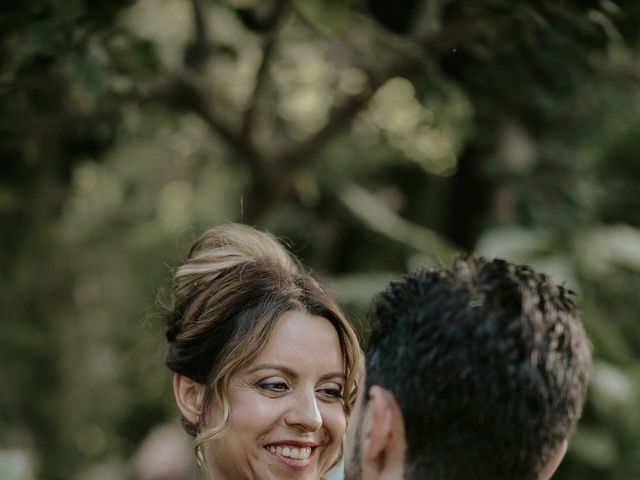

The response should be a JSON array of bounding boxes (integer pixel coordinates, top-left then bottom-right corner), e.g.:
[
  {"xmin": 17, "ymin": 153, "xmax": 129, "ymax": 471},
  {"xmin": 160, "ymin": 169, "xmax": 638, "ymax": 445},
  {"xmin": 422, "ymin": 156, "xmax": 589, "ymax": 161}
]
[{"xmin": 164, "ymin": 223, "xmax": 363, "ymax": 457}]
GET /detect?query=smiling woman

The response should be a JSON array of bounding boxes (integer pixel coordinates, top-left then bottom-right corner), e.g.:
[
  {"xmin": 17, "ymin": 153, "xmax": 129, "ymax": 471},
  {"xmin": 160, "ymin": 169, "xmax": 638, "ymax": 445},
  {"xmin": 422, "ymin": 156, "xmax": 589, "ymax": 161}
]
[{"xmin": 164, "ymin": 223, "xmax": 364, "ymax": 480}]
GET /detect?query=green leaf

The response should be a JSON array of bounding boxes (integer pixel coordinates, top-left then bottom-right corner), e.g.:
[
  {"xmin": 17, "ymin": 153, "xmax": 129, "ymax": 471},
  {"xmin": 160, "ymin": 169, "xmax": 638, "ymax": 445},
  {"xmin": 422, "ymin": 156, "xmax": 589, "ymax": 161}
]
[
  {"xmin": 54, "ymin": 0, "xmax": 85, "ymax": 23},
  {"xmin": 72, "ymin": 50, "xmax": 105, "ymax": 94},
  {"xmin": 26, "ymin": 21, "xmax": 66, "ymax": 56},
  {"xmin": 292, "ymin": 0, "xmax": 354, "ymax": 35}
]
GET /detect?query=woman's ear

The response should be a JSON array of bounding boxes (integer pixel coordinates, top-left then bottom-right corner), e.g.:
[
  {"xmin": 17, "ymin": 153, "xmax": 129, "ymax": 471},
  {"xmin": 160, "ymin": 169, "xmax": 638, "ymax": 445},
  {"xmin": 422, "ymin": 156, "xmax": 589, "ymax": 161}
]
[{"xmin": 173, "ymin": 373, "xmax": 205, "ymax": 423}]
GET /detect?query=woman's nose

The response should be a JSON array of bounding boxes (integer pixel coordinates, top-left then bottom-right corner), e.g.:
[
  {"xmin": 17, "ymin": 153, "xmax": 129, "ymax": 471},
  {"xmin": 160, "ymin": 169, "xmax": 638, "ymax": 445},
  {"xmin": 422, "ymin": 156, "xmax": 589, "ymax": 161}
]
[{"xmin": 284, "ymin": 391, "xmax": 323, "ymax": 432}]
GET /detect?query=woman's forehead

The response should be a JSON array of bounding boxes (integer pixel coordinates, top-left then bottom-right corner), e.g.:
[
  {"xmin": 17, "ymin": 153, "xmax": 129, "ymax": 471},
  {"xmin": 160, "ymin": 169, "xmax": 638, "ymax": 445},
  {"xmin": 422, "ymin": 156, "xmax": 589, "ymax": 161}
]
[{"xmin": 251, "ymin": 311, "xmax": 344, "ymax": 371}]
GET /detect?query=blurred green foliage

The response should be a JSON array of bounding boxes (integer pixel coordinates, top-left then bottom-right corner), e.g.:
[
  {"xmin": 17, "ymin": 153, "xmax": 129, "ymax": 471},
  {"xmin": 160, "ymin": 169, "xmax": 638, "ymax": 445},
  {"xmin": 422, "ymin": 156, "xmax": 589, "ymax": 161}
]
[{"xmin": 2, "ymin": 1, "xmax": 640, "ymax": 479}]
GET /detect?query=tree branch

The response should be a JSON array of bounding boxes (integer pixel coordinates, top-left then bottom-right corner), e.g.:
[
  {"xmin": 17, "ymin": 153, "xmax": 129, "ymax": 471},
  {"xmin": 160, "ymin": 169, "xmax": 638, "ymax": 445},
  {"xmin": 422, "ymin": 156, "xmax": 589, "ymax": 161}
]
[
  {"xmin": 185, "ymin": 0, "xmax": 294, "ymax": 174},
  {"xmin": 185, "ymin": 0, "xmax": 215, "ymax": 71},
  {"xmin": 340, "ymin": 183, "xmax": 460, "ymax": 261},
  {"xmin": 242, "ymin": 0, "xmax": 289, "ymax": 144},
  {"xmin": 275, "ymin": 89, "xmax": 374, "ymax": 170},
  {"xmin": 417, "ymin": 14, "xmax": 508, "ymax": 55},
  {"xmin": 275, "ymin": 56, "xmax": 426, "ymax": 170},
  {"xmin": 173, "ymin": 68, "xmax": 263, "ymax": 162},
  {"xmin": 191, "ymin": 0, "xmax": 207, "ymax": 46},
  {"xmin": 269, "ymin": 9, "xmax": 488, "ymax": 172}
]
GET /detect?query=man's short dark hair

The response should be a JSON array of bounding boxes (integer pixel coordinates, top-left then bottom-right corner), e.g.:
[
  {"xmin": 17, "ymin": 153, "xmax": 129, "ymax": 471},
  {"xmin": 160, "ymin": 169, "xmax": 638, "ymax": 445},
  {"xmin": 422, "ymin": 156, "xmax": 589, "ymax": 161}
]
[{"xmin": 365, "ymin": 257, "xmax": 591, "ymax": 480}]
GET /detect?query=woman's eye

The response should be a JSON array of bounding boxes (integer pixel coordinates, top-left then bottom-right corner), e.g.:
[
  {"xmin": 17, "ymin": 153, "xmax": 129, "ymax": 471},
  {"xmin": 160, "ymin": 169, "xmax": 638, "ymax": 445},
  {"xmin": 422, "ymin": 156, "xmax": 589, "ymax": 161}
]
[
  {"xmin": 317, "ymin": 386, "xmax": 344, "ymax": 400},
  {"xmin": 257, "ymin": 380, "xmax": 290, "ymax": 393}
]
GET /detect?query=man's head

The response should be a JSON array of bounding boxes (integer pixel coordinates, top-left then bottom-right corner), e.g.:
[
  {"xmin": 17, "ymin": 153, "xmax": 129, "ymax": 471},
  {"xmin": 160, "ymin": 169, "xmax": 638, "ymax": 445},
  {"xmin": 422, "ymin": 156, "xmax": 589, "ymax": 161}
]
[{"xmin": 345, "ymin": 257, "xmax": 591, "ymax": 480}]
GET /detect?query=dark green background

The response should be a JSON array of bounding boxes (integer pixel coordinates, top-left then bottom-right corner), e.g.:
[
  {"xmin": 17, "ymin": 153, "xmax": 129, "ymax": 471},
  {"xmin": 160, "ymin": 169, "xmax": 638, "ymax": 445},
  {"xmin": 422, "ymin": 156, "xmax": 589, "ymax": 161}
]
[{"xmin": 2, "ymin": 1, "xmax": 640, "ymax": 479}]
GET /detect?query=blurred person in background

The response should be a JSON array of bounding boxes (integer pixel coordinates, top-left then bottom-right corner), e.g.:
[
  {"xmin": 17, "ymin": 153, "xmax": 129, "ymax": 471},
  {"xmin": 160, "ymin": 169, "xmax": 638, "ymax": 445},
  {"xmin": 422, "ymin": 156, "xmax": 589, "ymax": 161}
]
[
  {"xmin": 345, "ymin": 257, "xmax": 591, "ymax": 480},
  {"xmin": 164, "ymin": 223, "xmax": 363, "ymax": 480}
]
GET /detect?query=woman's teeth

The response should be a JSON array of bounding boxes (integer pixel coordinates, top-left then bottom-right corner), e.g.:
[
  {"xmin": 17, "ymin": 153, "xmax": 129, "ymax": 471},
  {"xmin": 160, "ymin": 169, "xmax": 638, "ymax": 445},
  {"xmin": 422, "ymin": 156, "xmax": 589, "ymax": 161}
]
[{"xmin": 267, "ymin": 445, "xmax": 312, "ymax": 460}]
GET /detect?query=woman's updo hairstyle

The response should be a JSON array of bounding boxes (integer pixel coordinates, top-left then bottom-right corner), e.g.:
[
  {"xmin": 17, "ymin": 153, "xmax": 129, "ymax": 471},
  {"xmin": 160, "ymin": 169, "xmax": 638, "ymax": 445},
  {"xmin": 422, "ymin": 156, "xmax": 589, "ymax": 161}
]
[{"xmin": 165, "ymin": 223, "xmax": 363, "ymax": 445}]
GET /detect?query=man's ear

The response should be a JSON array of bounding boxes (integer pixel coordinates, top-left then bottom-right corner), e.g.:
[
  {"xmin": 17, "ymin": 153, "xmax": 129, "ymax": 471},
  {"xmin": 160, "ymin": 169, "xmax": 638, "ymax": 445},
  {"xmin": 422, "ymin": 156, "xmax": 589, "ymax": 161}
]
[
  {"xmin": 361, "ymin": 385, "xmax": 406, "ymax": 477},
  {"xmin": 173, "ymin": 373, "xmax": 205, "ymax": 423},
  {"xmin": 540, "ymin": 439, "xmax": 568, "ymax": 480}
]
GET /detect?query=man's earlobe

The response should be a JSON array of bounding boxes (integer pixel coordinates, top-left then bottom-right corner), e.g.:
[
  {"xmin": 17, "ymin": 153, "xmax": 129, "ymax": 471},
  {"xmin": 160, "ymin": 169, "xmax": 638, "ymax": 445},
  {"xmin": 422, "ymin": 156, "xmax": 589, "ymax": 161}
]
[
  {"xmin": 541, "ymin": 439, "xmax": 568, "ymax": 480},
  {"xmin": 361, "ymin": 386, "xmax": 406, "ymax": 476},
  {"xmin": 173, "ymin": 373, "xmax": 205, "ymax": 423}
]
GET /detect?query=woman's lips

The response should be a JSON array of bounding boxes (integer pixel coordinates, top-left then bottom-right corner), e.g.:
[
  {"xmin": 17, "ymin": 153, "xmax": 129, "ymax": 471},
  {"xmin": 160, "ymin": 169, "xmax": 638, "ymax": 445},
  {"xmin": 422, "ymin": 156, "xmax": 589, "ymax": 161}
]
[{"xmin": 264, "ymin": 441, "xmax": 318, "ymax": 468}]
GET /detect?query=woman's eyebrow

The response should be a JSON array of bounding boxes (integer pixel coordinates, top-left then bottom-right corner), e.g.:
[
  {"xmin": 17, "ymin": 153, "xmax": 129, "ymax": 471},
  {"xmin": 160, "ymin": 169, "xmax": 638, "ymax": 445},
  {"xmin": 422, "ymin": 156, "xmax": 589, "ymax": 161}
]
[
  {"xmin": 247, "ymin": 364, "xmax": 297, "ymax": 377},
  {"xmin": 319, "ymin": 371, "xmax": 346, "ymax": 382},
  {"xmin": 246, "ymin": 364, "xmax": 346, "ymax": 381}
]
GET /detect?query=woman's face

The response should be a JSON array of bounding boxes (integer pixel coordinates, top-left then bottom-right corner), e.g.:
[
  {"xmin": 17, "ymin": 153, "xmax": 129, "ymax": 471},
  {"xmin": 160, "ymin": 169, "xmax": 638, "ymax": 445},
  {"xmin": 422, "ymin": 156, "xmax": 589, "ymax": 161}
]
[{"xmin": 205, "ymin": 310, "xmax": 347, "ymax": 480}]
